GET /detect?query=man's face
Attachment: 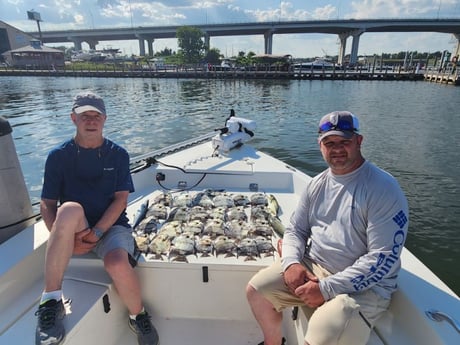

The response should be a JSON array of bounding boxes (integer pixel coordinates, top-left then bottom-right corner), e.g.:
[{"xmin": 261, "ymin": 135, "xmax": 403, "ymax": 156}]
[
  {"xmin": 319, "ymin": 134, "xmax": 364, "ymax": 175},
  {"xmin": 71, "ymin": 110, "xmax": 106, "ymax": 138}
]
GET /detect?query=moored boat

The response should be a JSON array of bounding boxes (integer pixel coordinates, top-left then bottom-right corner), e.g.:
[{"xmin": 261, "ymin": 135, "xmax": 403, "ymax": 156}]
[
  {"xmin": 293, "ymin": 58, "xmax": 337, "ymax": 72},
  {"xmin": 0, "ymin": 114, "xmax": 459, "ymax": 344}
]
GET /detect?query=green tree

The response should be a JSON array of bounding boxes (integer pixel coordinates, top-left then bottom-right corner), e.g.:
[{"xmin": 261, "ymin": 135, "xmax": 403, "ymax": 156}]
[
  {"xmin": 155, "ymin": 47, "xmax": 174, "ymax": 57},
  {"xmin": 204, "ymin": 48, "xmax": 222, "ymax": 64},
  {"xmin": 235, "ymin": 51, "xmax": 257, "ymax": 67},
  {"xmin": 176, "ymin": 26, "xmax": 205, "ymax": 64}
]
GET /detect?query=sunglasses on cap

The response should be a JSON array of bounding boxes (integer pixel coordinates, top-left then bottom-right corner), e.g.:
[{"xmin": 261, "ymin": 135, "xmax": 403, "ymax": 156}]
[{"xmin": 318, "ymin": 120, "xmax": 358, "ymax": 133}]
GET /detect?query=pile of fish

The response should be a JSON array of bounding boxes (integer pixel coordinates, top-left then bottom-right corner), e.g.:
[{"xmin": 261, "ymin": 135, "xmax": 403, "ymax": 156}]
[{"xmin": 131, "ymin": 190, "xmax": 286, "ymax": 262}]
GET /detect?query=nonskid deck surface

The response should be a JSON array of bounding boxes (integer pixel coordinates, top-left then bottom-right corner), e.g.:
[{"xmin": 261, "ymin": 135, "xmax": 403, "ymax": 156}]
[{"xmin": 118, "ymin": 317, "xmax": 263, "ymax": 345}]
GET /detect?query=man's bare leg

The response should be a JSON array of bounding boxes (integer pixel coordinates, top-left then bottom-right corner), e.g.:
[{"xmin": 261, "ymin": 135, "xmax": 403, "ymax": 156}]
[{"xmin": 246, "ymin": 284, "xmax": 283, "ymax": 345}]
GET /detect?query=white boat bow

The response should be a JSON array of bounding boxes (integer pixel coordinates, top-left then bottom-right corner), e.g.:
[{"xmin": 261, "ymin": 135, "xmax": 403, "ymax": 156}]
[{"xmin": 0, "ymin": 116, "xmax": 459, "ymax": 345}]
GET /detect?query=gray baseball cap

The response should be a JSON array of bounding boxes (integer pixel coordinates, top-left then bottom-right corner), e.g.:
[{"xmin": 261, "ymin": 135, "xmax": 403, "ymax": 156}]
[
  {"xmin": 318, "ymin": 111, "xmax": 359, "ymax": 141},
  {"xmin": 72, "ymin": 91, "xmax": 106, "ymax": 115}
]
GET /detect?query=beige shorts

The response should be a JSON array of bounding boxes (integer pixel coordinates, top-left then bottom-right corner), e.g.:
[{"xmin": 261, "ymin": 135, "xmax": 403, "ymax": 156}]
[{"xmin": 248, "ymin": 258, "xmax": 390, "ymax": 345}]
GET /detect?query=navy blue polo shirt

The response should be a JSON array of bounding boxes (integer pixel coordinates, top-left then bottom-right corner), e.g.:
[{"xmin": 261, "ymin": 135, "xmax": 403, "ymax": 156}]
[{"xmin": 41, "ymin": 138, "xmax": 134, "ymax": 227}]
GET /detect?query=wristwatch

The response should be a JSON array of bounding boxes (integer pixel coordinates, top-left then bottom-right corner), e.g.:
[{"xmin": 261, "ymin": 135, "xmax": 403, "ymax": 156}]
[{"xmin": 92, "ymin": 227, "xmax": 104, "ymax": 239}]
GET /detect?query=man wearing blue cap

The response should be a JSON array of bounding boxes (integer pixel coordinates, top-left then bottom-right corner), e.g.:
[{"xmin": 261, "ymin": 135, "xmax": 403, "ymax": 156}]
[
  {"xmin": 35, "ymin": 91, "xmax": 159, "ymax": 345},
  {"xmin": 247, "ymin": 111, "xmax": 409, "ymax": 345}
]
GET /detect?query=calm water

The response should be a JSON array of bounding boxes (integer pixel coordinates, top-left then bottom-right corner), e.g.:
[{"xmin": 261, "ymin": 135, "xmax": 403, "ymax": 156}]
[{"xmin": 1, "ymin": 76, "xmax": 459, "ymax": 295}]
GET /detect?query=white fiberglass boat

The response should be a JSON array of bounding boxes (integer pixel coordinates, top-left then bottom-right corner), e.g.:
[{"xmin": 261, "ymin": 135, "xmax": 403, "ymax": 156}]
[
  {"xmin": 0, "ymin": 115, "xmax": 459, "ymax": 344},
  {"xmin": 293, "ymin": 58, "xmax": 336, "ymax": 72}
]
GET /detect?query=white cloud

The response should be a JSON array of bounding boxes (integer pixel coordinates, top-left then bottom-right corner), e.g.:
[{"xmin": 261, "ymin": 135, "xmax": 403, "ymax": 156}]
[
  {"xmin": 348, "ymin": 0, "xmax": 459, "ymax": 18},
  {"xmin": 7, "ymin": 0, "xmax": 23, "ymax": 6},
  {"xmin": 74, "ymin": 14, "xmax": 85, "ymax": 25},
  {"xmin": 312, "ymin": 4, "xmax": 337, "ymax": 19}
]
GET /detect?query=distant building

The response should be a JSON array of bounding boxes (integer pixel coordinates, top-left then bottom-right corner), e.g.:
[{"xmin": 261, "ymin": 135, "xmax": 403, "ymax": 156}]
[
  {"xmin": 2, "ymin": 40, "xmax": 64, "ymax": 68},
  {"xmin": 0, "ymin": 20, "xmax": 35, "ymax": 57},
  {"xmin": 253, "ymin": 54, "xmax": 292, "ymax": 71},
  {"xmin": 0, "ymin": 21, "xmax": 64, "ymax": 68}
]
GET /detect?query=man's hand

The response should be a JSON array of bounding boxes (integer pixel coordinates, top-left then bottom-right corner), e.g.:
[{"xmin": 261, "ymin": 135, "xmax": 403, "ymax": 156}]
[
  {"xmin": 73, "ymin": 228, "xmax": 97, "ymax": 255},
  {"xmin": 294, "ymin": 280, "xmax": 325, "ymax": 308},
  {"xmin": 83, "ymin": 228, "xmax": 102, "ymax": 243},
  {"xmin": 284, "ymin": 263, "xmax": 324, "ymax": 308},
  {"xmin": 283, "ymin": 263, "xmax": 318, "ymax": 294}
]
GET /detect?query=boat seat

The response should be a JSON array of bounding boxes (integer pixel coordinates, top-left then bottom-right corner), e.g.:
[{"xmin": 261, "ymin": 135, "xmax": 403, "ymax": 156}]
[{"xmin": 0, "ymin": 252, "xmax": 128, "ymax": 344}]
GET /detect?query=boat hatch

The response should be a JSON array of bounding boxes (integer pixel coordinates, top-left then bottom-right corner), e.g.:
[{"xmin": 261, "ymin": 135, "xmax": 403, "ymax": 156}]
[{"xmin": 156, "ymin": 144, "xmax": 255, "ymax": 175}]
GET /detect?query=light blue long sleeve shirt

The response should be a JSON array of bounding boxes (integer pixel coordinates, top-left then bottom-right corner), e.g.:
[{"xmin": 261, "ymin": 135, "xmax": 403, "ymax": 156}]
[{"xmin": 281, "ymin": 160, "xmax": 409, "ymax": 300}]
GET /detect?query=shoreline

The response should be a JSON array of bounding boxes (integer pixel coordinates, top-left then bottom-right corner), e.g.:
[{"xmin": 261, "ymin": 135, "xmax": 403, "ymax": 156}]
[{"xmin": 0, "ymin": 68, "xmax": 425, "ymax": 81}]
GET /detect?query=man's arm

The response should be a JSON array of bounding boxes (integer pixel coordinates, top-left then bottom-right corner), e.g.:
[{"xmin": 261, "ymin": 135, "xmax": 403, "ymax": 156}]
[
  {"xmin": 281, "ymin": 186, "xmax": 311, "ymax": 271},
  {"xmin": 319, "ymin": 191, "xmax": 409, "ymax": 300},
  {"xmin": 40, "ymin": 198, "xmax": 58, "ymax": 231},
  {"xmin": 84, "ymin": 190, "xmax": 129, "ymax": 241}
]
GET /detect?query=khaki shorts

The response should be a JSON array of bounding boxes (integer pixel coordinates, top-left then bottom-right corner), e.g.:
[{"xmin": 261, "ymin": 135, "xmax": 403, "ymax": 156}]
[{"xmin": 248, "ymin": 258, "xmax": 390, "ymax": 345}]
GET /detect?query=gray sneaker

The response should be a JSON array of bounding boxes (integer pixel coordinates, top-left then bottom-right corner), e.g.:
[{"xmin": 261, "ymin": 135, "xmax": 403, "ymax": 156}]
[
  {"xmin": 129, "ymin": 311, "xmax": 159, "ymax": 345},
  {"xmin": 35, "ymin": 299, "xmax": 65, "ymax": 345}
]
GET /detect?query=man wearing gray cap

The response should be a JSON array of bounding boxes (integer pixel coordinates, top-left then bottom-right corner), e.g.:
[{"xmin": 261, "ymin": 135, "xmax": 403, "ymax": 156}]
[
  {"xmin": 247, "ymin": 111, "xmax": 409, "ymax": 345},
  {"xmin": 35, "ymin": 91, "xmax": 159, "ymax": 345}
]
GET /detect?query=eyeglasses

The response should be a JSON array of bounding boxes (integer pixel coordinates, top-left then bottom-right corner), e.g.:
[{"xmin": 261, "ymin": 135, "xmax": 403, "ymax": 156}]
[
  {"xmin": 319, "ymin": 120, "xmax": 357, "ymax": 133},
  {"xmin": 79, "ymin": 114, "xmax": 105, "ymax": 122}
]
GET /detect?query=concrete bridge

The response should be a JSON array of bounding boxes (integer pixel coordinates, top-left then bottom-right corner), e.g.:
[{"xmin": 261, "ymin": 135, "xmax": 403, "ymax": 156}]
[{"xmin": 31, "ymin": 18, "xmax": 460, "ymax": 65}]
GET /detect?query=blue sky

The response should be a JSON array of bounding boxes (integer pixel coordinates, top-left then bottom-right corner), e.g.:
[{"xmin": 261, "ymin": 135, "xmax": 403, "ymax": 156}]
[{"xmin": 2, "ymin": 0, "xmax": 460, "ymax": 57}]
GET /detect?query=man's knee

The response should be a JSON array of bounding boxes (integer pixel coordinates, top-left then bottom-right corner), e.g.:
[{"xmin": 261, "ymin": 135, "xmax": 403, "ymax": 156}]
[
  {"xmin": 246, "ymin": 283, "xmax": 257, "ymax": 299},
  {"xmin": 57, "ymin": 201, "xmax": 84, "ymax": 215},
  {"xmin": 104, "ymin": 249, "xmax": 131, "ymax": 274},
  {"xmin": 55, "ymin": 202, "xmax": 85, "ymax": 224},
  {"xmin": 305, "ymin": 295, "xmax": 371, "ymax": 345},
  {"xmin": 52, "ymin": 202, "xmax": 87, "ymax": 235}
]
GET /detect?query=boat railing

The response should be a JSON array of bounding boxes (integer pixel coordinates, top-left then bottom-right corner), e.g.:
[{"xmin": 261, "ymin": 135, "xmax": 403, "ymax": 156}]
[{"xmin": 130, "ymin": 131, "xmax": 217, "ymax": 170}]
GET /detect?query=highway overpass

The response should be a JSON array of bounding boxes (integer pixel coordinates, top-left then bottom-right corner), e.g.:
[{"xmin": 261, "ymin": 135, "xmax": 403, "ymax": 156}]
[{"xmin": 31, "ymin": 18, "xmax": 460, "ymax": 65}]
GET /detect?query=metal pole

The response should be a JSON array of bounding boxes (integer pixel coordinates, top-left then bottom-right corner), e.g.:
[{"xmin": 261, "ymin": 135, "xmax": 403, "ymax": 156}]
[{"xmin": 36, "ymin": 20, "xmax": 43, "ymax": 44}]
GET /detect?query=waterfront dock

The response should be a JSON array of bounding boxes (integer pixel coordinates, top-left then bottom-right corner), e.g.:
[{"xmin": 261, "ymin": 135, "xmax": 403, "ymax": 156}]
[
  {"xmin": 423, "ymin": 67, "xmax": 460, "ymax": 85},
  {"xmin": 0, "ymin": 66, "xmax": 424, "ymax": 82}
]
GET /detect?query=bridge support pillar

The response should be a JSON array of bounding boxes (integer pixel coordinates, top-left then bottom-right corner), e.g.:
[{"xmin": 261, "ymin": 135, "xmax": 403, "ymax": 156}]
[
  {"xmin": 453, "ymin": 34, "xmax": 460, "ymax": 59},
  {"xmin": 71, "ymin": 39, "xmax": 83, "ymax": 51},
  {"xmin": 137, "ymin": 36, "xmax": 156, "ymax": 56},
  {"xmin": 350, "ymin": 29, "xmax": 364, "ymax": 66},
  {"xmin": 338, "ymin": 33, "xmax": 349, "ymax": 65},
  {"xmin": 264, "ymin": 30, "xmax": 274, "ymax": 55},
  {"xmin": 87, "ymin": 40, "xmax": 98, "ymax": 50},
  {"xmin": 146, "ymin": 38, "xmax": 154, "ymax": 56},
  {"xmin": 203, "ymin": 33, "xmax": 210, "ymax": 51},
  {"xmin": 138, "ymin": 39, "xmax": 146, "ymax": 56}
]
